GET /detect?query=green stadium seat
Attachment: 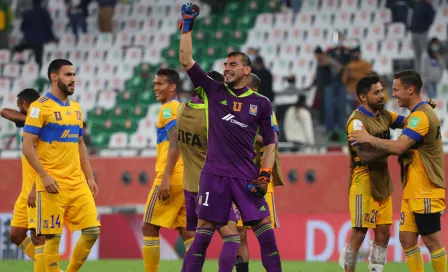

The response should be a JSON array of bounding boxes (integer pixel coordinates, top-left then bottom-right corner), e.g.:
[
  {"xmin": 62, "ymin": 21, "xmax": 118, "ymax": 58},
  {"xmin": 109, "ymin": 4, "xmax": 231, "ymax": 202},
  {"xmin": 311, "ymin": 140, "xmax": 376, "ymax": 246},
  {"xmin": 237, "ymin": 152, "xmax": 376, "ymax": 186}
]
[
  {"xmin": 228, "ymin": 30, "xmax": 247, "ymax": 47},
  {"xmin": 89, "ymin": 107, "xmax": 110, "ymax": 119},
  {"xmin": 195, "ymin": 17, "xmax": 217, "ymax": 32},
  {"xmin": 125, "ymin": 76, "xmax": 145, "ymax": 90},
  {"xmin": 92, "ymin": 132, "xmax": 109, "ymax": 148},
  {"xmin": 236, "ymin": 14, "xmax": 255, "ymax": 30},
  {"xmin": 111, "ymin": 105, "xmax": 131, "ymax": 119},
  {"xmin": 130, "ymin": 104, "xmax": 148, "ymax": 120},
  {"xmin": 244, "ymin": 0, "xmax": 265, "ymax": 14},
  {"xmin": 138, "ymin": 90, "xmax": 156, "ymax": 105}
]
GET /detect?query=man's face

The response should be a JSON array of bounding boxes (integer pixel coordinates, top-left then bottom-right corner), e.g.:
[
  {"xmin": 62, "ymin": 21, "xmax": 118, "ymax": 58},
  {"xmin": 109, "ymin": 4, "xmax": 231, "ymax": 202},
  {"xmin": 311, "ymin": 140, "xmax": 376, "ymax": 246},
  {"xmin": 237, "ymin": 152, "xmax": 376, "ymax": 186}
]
[
  {"xmin": 392, "ymin": 79, "xmax": 411, "ymax": 108},
  {"xmin": 153, "ymin": 75, "xmax": 175, "ymax": 103},
  {"xmin": 53, "ymin": 65, "xmax": 76, "ymax": 96},
  {"xmin": 223, "ymin": 55, "xmax": 250, "ymax": 85},
  {"xmin": 16, "ymin": 99, "xmax": 28, "ymax": 115},
  {"xmin": 363, "ymin": 82, "xmax": 385, "ymax": 111}
]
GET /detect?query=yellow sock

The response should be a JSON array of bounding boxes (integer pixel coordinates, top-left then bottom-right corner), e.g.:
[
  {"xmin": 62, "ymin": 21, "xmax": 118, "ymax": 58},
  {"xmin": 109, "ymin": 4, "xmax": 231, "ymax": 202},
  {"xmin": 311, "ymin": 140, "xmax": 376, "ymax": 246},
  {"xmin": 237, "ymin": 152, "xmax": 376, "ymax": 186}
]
[
  {"xmin": 143, "ymin": 236, "xmax": 160, "ymax": 272},
  {"xmin": 44, "ymin": 235, "xmax": 61, "ymax": 272},
  {"xmin": 404, "ymin": 245, "xmax": 424, "ymax": 272},
  {"xmin": 184, "ymin": 238, "xmax": 194, "ymax": 252},
  {"xmin": 34, "ymin": 245, "xmax": 46, "ymax": 272},
  {"xmin": 431, "ymin": 247, "xmax": 447, "ymax": 272},
  {"xmin": 18, "ymin": 236, "xmax": 35, "ymax": 259},
  {"xmin": 66, "ymin": 227, "xmax": 100, "ymax": 272}
]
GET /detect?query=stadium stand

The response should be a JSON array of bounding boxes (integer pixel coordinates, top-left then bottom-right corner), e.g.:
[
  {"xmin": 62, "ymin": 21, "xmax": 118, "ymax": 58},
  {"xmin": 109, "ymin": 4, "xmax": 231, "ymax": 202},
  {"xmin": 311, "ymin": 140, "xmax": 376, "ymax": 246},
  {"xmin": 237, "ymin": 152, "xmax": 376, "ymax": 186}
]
[{"xmin": 1, "ymin": 0, "xmax": 448, "ymax": 157}]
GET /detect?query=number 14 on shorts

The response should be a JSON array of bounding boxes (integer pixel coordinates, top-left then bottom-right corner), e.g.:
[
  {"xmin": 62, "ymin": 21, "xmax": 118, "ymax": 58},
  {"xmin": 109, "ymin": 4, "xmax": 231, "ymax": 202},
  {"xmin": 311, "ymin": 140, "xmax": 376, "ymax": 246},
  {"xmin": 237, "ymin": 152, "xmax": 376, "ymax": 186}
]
[{"xmin": 44, "ymin": 215, "xmax": 61, "ymax": 229}]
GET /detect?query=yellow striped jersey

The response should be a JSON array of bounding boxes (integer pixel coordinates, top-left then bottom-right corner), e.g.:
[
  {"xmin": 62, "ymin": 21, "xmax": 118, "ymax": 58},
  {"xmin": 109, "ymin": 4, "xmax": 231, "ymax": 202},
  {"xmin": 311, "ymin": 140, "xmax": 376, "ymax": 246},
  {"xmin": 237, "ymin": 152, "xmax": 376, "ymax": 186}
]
[{"xmin": 23, "ymin": 92, "xmax": 85, "ymax": 191}]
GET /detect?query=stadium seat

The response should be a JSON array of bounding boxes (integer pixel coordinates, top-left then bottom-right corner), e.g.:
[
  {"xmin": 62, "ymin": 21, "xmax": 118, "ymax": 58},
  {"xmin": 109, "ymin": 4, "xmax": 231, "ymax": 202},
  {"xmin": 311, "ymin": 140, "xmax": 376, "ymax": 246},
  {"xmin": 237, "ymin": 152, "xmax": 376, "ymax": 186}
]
[
  {"xmin": 2, "ymin": 63, "xmax": 20, "ymax": 78},
  {"xmin": 133, "ymin": 33, "xmax": 151, "ymax": 47},
  {"xmin": 273, "ymin": 11, "xmax": 294, "ymax": 29},
  {"xmin": 333, "ymin": 11, "xmax": 353, "ymax": 30},
  {"xmin": 0, "ymin": 50, "xmax": 10, "ymax": 64},
  {"xmin": 353, "ymin": 10, "xmax": 373, "ymax": 28},
  {"xmin": 120, "ymin": 149, "xmax": 139, "ymax": 157},
  {"xmin": 300, "ymin": 0, "xmax": 319, "ymax": 12},
  {"xmin": 131, "ymin": 3, "xmax": 149, "ymax": 18},
  {"xmin": 11, "ymin": 79, "xmax": 28, "ymax": 93},
  {"xmin": 360, "ymin": 0, "xmax": 379, "ymax": 10},
  {"xmin": 11, "ymin": 50, "xmax": 32, "ymax": 64},
  {"xmin": 254, "ymin": 13, "xmax": 274, "ymax": 30},
  {"xmin": 366, "ymin": 24, "xmax": 385, "ymax": 41},
  {"xmin": 386, "ymin": 23, "xmax": 407, "ymax": 40},
  {"xmin": 311, "ymin": 12, "xmax": 333, "ymax": 28},
  {"xmin": 373, "ymin": 55, "xmax": 392, "ymax": 75},
  {"xmin": 321, "ymin": 0, "xmax": 339, "ymax": 11},
  {"xmin": 129, "ymin": 131, "xmax": 149, "ymax": 148},
  {"xmin": 115, "ymin": 32, "xmax": 133, "ymax": 49},
  {"xmin": 376, "ymin": 8, "xmax": 392, "ymax": 24},
  {"xmin": 340, "ymin": 0, "xmax": 358, "ymax": 11},
  {"xmin": 429, "ymin": 22, "xmax": 447, "ymax": 41},
  {"xmin": 108, "ymin": 132, "xmax": 129, "ymax": 149}
]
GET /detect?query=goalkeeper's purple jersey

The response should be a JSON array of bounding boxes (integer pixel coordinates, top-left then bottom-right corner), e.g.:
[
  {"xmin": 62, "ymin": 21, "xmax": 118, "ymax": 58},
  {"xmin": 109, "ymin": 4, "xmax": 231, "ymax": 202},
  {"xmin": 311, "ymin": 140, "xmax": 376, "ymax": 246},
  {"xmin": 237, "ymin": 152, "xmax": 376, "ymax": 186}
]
[{"xmin": 187, "ymin": 63, "xmax": 276, "ymax": 180}]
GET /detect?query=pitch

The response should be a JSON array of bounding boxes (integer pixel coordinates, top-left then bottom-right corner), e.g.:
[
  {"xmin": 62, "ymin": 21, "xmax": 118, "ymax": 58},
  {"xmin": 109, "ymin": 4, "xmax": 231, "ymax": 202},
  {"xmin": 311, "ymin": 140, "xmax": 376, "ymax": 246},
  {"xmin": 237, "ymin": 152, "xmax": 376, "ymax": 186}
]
[{"xmin": 0, "ymin": 260, "xmax": 435, "ymax": 271}]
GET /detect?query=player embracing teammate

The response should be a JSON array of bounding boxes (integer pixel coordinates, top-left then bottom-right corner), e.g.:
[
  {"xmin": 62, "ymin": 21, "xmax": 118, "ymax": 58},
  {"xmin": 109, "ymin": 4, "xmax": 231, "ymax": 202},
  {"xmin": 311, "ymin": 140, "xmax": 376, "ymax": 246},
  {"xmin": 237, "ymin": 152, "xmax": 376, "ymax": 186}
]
[{"xmin": 344, "ymin": 71, "xmax": 446, "ymax": 272}]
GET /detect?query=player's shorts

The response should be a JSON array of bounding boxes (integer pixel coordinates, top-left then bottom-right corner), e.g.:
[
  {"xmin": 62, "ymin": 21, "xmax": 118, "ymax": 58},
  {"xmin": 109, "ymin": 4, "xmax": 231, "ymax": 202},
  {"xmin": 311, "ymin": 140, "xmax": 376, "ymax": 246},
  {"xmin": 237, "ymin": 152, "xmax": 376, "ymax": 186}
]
[
  {"xmin": 400, "ymin": 198, "xmax": 445, "ymax": 235},
  {"xmin": 11, "ymin": 197, "xmax": 36, "ymax": 230},
  {"xmin": 349, "ymin": 194, "xmax": 393, "ymax": 229},
  {"xmin": 196, "ymin": 173, "xmax": 270, "ymax": 225},
  {"xmin": 36, "ymin": 184, "xmax": 101, "ymax": 235},
  {"xmin": 236, "ymin": 192, "xmax": 280, "ymax": 228},
  {"xmin": 144, "ymin": 183, "xmax": 186, "ymax": 229}
]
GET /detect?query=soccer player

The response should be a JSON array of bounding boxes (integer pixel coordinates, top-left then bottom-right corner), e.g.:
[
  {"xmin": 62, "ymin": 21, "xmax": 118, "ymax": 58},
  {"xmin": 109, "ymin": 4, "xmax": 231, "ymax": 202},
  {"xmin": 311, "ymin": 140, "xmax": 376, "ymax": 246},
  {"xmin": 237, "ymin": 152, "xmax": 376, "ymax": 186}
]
[
  {"xmin": 179, "ymin": 3, "xmax": 281, "ymax": 271},
  {"xmin": 22, "ymin": 59, "xmax": 100, "ymax": 272},
  {"xmin": 141, "ymin": 68, "xmax": 195, "ymax": 272},
  {"xmin": 234, "ymin": 73, "xmax": 284, "ymax": 272},
  {"xmin": 349, "ymin": 70, "xmax": 447, "ymax": 272},
  {"xmin": 179, "ymin": 70, "xmax": 242, "ymax": 272},
  {"xmin": 1, "ymin": 88, "xmax": 47, "ymax": 271},
  {"xmin": 341, "ymin": 75, "xmax": 408, "ymax": 272}
]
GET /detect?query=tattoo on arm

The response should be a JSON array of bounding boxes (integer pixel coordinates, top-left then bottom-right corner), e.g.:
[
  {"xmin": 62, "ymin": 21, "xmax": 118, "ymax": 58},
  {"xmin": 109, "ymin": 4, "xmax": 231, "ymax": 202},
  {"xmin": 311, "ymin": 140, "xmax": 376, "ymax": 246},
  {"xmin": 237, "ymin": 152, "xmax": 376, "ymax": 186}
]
[
  {"xmin": 369, "ymin": 137, "xmax": 391, "ymax": 152},
  {"xmin": 167, "ymin": 126, "xmax": 179, "ymax": 148},
  {"xmin": 355, "ymin": 143, "xmax": 389, "ymax": 163}
]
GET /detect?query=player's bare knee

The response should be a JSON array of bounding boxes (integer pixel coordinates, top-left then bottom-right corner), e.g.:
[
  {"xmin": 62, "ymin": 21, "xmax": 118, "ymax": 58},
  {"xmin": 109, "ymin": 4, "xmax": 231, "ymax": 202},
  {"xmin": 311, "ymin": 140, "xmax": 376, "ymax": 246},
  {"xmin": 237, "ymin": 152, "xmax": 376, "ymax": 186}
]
[
  {"xmin": 238, "ymin": 227, "xmax": 247, "ymax": 243},
  {"xmin": 399, "ymin": 232, "xmax": 418, "ymax": 249},
  {"xmin": 349, "ymin": 228, "xmax": 367, "ymax": 249},
  {"xmin": 141, "ymin": 222, "xmax": 160, "ymax": 237},
  {"xmin": 374, "ymin": 225, "xmax": 391, "ymax": 247},
  {"xmin": 422, "ymin": 232, "xmax": 443, "ymax": 252},
  {"xmin": 30, "ymin": 230, "xmax": 45, "ymax": 246},
  {"xmin": 178, "ymin": 228, "xmax": 194, "ymax": 241},
  {"xmin": 218, "ymin": 226, "xmax": 238, "ymax": 238},
  {"xmin": 197, "ymin": 219, "xmax": 214, "ymax": 229},
  {"xmin": 9, "ymin": 228, "xmax": 26, "ymax": 246}
]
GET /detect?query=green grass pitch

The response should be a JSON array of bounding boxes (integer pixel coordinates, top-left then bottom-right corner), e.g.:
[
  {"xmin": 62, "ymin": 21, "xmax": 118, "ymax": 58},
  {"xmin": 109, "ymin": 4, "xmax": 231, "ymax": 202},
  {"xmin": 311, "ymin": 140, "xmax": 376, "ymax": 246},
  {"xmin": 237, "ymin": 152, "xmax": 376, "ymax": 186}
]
[{"xmin": 0, "ymin": 260, "xmax": 435, "ymax": 271}]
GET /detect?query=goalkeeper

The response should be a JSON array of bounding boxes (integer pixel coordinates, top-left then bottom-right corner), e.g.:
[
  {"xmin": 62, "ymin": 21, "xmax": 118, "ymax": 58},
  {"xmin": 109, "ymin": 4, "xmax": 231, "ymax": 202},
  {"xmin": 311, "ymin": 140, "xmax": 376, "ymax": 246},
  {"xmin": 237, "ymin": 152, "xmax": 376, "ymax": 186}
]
[{"xmin": 179, "ymin": 3, "xmax": 282, "ymax": 272}]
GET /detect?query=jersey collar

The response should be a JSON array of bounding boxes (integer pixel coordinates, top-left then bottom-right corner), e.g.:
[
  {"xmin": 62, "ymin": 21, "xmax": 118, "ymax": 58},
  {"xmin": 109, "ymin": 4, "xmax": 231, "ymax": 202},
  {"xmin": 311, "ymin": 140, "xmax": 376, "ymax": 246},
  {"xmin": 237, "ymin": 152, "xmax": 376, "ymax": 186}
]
[
  {"xmin": 46, "ymin": 92, "xmax": 70, "ymax": 107},
  {"xmin": 357, "ymin": 105, "xmax": 377, "ymax": 117},
  {"xmin": 411, "ymin": 101, "xmax": 428, "ymax": 113},
  {"xmin": 164, "ymin": 97, "xmax": 180, "ymax": 105},
  {"xmin": 226, "ymin": 86, "xmax": 254, "ymax": 97}
]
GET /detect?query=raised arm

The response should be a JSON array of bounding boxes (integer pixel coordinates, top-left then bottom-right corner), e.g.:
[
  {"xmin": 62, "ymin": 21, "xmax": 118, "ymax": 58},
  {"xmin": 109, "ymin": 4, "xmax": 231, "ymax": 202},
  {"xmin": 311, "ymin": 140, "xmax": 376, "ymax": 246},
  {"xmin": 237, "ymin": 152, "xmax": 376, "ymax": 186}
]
[{"xmin": 179, "ymin": 3, "xmax": 199, "ymax": 71}]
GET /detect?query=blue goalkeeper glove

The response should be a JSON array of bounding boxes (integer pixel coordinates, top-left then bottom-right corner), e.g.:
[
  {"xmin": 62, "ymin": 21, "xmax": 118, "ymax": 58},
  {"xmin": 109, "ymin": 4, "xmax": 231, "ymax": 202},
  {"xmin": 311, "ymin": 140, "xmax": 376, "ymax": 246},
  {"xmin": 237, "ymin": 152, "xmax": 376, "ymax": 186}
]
[
  {"xmin": 248, "ymin": 168, "xmax": 272, "ymax": 197},
  {"xmin": 180, "ymin": 3, "xmax": 200, "ymax": 33}
]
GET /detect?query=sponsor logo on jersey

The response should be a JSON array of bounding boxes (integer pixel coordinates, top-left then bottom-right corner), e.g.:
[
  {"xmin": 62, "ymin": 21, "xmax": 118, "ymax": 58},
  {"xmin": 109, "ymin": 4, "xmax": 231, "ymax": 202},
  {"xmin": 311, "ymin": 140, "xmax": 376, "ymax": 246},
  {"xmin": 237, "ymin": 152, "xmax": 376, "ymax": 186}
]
[{"xmin": 222, "ymin": 114, "xmax": 248, "ymax": 128}]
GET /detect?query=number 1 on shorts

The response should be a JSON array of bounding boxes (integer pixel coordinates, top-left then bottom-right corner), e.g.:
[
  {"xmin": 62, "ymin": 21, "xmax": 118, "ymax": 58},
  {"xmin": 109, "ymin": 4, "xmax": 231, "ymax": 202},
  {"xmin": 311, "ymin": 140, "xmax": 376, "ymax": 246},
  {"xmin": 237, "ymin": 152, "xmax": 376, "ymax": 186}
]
[{"xmin": 203, "ymin": 192, "xmax": 210, "ymax": 206}]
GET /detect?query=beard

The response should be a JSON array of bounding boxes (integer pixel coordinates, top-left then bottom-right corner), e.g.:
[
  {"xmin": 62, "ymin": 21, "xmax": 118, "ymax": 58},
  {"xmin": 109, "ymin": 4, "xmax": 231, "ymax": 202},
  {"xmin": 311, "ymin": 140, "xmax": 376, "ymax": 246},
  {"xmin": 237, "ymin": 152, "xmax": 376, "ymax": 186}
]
[
  {"xmin": 368, "ymin": 101, "xmax": 385, "ymax": 111},
  {"xmin": 58, "ymin": 79, "xmax": 73, "ymax": 96}
]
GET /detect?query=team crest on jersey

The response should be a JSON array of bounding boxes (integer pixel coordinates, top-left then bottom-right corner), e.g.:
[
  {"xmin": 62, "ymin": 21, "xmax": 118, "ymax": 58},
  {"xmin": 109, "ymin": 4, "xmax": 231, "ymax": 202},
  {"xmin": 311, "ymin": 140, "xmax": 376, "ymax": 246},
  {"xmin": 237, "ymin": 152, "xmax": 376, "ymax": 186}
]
[
  {"xmin": 249, "ymin": 104, "xmax": 258, "ymax": 116},
  {"xmin": 43, "ymin": 220, "xmax": 49, "ymax": 228},
  {"xmin": 75, "ymin": 110, "xmax": 81, "ymax": 120},
  {"xmin": 54, "ymin": 111, "xmax": 62, "ymax": 121}
]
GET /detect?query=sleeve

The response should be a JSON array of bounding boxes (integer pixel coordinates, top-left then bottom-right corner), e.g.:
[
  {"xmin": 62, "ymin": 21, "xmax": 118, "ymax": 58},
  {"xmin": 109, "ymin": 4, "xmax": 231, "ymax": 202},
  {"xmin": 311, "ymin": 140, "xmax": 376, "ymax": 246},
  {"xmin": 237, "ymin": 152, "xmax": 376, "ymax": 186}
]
[
  {"xmin": 23, "ymin": 103, "xmax": 46, "ymax": 135},
  {"xmin": 272, "ymin": 112, "xmax": 279, "ymax": 134},
  {"xmin": 387, "ymin": 110, "xmax": 405, "ymax": 129},
  {"xmin": 347, "ymin": 119, "xmax": 364, "ymax": 134},
  {"xmin": 186, "ymin": 62, "xmax": 220, "ymax": 94},
  {"xmin": 78, "ymin": 109, "xmax": 84, "ymax": 136},
  {"xmin": 162, "ymin": 101, "xmax": 178, "ymax": 132},
  {"xmin": 402, "ymin": 111, "xmax": 429, "ymax": 143},
  {"xmin": 260, "ymin": 100, "xmax": 276, "ymax": 146}
]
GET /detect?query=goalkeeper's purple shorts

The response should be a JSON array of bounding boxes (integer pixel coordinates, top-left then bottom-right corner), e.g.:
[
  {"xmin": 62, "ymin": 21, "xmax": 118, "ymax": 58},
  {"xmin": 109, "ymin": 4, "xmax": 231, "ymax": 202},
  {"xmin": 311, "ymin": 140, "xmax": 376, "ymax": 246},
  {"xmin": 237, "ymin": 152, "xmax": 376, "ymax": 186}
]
[{"xmin": 196, "ymin": 172, "xmax": 270, "ymax": 225}]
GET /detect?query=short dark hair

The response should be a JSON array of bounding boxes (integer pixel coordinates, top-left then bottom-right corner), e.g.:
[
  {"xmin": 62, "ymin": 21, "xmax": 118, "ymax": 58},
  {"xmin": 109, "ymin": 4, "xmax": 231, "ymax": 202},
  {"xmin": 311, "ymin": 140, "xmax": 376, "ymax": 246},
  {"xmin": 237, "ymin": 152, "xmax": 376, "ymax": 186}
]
[
  {"xmin": 394, "ymin": 70, "xmax": 423, "ymax": 94},
  {"xmin": 156, "ymin": 68, "xmax": 181, "ymax": 87},
  {"xmin": 206, "ymin": 71, "xmax": 224, "ymax": 83},
  {"xmin": 356, "ymin": 75, "xmax": 380, "ymax": 98},
  {"xmin": 17, "ymin": 88, "xmax": 40, "ymax": 103},
  {"xmin": 248, "ymin": 73, "xmax": 260, "ymax": 90},
  {"xmin": 227, "ymin": 51, "xmax": 251, "ymax": 67},
  {"xmin": 314, "ymin": 46, "xmax": 323, "ymax": 54},
  {"xmin": 47, "ymin": 59, "xmax": 73, "ymax": 81}
]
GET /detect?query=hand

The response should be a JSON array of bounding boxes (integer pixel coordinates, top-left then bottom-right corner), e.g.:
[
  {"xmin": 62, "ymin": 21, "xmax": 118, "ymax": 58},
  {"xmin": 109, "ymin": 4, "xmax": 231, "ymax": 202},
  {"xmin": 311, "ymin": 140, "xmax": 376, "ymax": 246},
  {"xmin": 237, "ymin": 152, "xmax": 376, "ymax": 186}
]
[
  {"xmin": 87, "ymin": 179, "xmax": 98, "ymax": 198},
  {"xmin": 248, "ymin": 169, "xmax": 272, "ymax": 197},
  {"xmin": 158, "ymin": 175, "xmax": 171, "ymax": 201},
  {"xmin": 348, "ymin": 129, "xmax": 372, "ymax": 145},
  {"xmin": 28, "ymin": 187, "xmax": 36, "ymax": 208},
  {"xmin": 180, "ymin": 3, "xmax": 200, "ymax": 33},
  {"xmin": 42, "ymin": 174, "xmax": 59, "ymax": 194},
  {"xmin": 428, "ymin": 98, "xmax": 437, "ymax": 109}
]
